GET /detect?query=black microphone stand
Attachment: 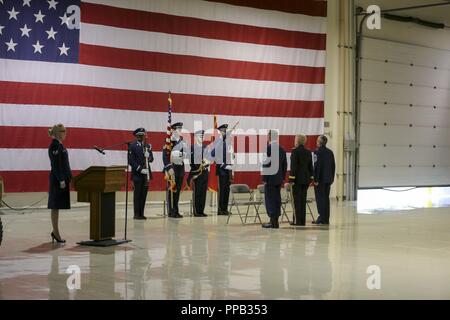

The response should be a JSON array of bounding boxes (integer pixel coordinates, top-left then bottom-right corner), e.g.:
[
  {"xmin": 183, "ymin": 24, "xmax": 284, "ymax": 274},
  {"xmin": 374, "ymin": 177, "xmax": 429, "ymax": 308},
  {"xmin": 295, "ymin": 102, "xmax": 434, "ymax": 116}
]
[{"xmin": 93, "ymin": 141, "xmax": 133, "ymax": 244}]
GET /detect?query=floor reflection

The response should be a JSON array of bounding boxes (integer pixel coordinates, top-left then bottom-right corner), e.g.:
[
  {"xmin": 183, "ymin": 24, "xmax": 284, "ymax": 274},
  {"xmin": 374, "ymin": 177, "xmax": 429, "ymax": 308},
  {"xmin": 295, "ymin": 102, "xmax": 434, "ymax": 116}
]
[{"xmin": 1, "ymin": 201, "xmax": 450, "ymax": 299}]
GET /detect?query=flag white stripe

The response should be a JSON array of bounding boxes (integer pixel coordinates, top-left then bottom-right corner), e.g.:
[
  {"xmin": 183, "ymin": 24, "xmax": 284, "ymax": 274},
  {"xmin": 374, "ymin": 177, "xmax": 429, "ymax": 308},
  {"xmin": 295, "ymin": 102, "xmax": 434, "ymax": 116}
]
[
  {"xmin": 84, "ymin": 0, "xmax": 327, "ymax": 34},
  {"xmin": 0, "ymin": 60, "xmax": 325, "ymax": 101},
  {"xmin": 0, "ymin": 149, "xmax": 293, "ymax": 172},
  {"xmin": 0, "ymin": 104, "xmax": 324, "ymax": 136},
  {"xmin": 80, "ymin": 23, "xmax": 326, "ymax": 68}
]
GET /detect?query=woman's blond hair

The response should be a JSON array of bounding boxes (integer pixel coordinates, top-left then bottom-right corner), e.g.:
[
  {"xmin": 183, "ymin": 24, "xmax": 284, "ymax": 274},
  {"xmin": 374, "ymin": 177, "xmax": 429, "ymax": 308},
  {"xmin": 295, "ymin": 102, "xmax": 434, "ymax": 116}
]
[{"xmin": 48, "ymin": 124, "xmax": 66, "ymax": 137}]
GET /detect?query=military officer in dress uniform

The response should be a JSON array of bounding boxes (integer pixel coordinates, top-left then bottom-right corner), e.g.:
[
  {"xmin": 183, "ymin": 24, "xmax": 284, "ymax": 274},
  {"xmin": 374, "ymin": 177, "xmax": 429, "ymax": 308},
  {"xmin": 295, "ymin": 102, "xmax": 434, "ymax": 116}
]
[
  {"xmin": 163, "ymin": 122, "xmax": 188, "ymax": 218},
  {"xmin": 128, "ymin": 128, "xmax": 154, "ymax": 220},
  {"xmin": 188, "ymin": 130, "xmax": 210, "ymax": 217},
  {"xmin": 289, "ymin": 134, "xmax": 314, "ymax": 226},
  {"xmin": 211, "ymin": 124, "xmax": 234, "ymax": 215},
  {"xmin": 48, "ymin": 124, "xmax": 72, "ymax": 243}
]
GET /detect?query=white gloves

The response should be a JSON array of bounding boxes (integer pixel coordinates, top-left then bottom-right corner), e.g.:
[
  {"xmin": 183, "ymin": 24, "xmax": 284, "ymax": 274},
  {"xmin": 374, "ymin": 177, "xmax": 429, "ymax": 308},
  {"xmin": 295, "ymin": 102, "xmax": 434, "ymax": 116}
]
[
  {"xmin": 60, "ymin": 181, "xmax": 66, "ymax": 189},
  {"xmin": 141, "ymin": 169, "xmax": 149, "ymax": 175},
  {"xmin": 168, "ymin": 168, "xmax": 175, "ymax": 177},
  {"xmin": 144, "ymin": 151, "xmax": 150, "ymax": 158}
]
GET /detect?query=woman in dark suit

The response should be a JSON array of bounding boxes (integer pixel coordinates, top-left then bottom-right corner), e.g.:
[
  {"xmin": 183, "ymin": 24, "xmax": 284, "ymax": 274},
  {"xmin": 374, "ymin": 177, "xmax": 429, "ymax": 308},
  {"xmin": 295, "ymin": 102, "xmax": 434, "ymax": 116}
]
[{"xmin": 48, "ymin": 124, "xmax": 72, "ymax": 243}]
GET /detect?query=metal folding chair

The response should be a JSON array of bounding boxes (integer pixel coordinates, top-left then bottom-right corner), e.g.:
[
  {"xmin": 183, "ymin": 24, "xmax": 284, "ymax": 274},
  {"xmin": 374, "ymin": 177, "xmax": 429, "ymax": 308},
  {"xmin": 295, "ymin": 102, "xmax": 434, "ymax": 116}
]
[
  {"xmin": 227, "ymin": 184, "xmax": 262, "ymax": 225},
  {"xmin": 256, "ymin": 184, "xmax": 291, "ymax": 224},
  {"xmin": 284, "ymin": 183, "xmax": 316, "ymax": 223}
]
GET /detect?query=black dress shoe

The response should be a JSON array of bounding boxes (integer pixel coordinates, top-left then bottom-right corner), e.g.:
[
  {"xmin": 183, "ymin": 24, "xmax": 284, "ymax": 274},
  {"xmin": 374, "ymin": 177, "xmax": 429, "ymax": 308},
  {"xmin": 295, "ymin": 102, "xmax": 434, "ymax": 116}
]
[
  {"xmin": 194, "ymin": 213, "xmax": 208, "ymax": 217},
  {"xmin": 262, "ymin": 223, "xmax": 273, "ymax": 228},
  {"xmin": 51, "ymin": 232, "xmax": 66, "ymax": 243},
  {"xmin": 217, "ymin": 211, "xmax": 229, "ymax": 216},
  {"xmin": 290, "ymin": 222, "xmax": 305, "ymax": 226},
  {"xmin": 134, "ymin": 216, "xmax": 145, "ymax": 220},
  {"xmin": 175, "ymin": 213, "xmax": 183, "ymax": 218}
]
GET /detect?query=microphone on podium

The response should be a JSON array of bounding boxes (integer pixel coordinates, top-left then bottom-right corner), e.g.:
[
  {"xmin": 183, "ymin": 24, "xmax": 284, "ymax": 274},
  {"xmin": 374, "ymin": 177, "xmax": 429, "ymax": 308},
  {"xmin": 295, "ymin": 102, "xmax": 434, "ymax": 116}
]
[{"xmin": 93, "ymin": 146, "xmax": 105, "ymax": 155}]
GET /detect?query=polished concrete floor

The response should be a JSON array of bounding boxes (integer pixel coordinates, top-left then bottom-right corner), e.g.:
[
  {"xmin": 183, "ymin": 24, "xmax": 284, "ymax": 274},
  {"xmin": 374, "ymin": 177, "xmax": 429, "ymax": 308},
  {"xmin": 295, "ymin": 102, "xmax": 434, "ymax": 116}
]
[{"xmin": 1, "ymin": 200, "xmax": 450, "ymax": 300}]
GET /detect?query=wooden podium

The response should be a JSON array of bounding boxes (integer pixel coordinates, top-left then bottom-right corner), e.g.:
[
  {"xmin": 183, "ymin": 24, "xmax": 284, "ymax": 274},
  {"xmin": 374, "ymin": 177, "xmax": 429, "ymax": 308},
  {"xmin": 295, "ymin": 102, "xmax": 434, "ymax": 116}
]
[{"xmin": 74, "ymin": 166, "xmax": 131, "ymax": 246}]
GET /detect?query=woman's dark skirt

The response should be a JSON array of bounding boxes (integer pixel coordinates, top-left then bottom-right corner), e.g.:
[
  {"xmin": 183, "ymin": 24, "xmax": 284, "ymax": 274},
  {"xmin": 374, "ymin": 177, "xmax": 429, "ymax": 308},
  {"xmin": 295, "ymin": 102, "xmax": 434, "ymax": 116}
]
[{"xmin": 47, "ymin": 174, "xmax": 71, "ymax": 209}]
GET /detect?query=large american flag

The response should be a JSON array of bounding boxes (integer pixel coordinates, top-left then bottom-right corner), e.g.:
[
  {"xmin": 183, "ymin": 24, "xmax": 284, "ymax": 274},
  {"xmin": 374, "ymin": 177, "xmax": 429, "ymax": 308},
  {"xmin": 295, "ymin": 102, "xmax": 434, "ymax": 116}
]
[{"xmin": 0, "ymin": 0, "xmax": 327, "ymax": 192}]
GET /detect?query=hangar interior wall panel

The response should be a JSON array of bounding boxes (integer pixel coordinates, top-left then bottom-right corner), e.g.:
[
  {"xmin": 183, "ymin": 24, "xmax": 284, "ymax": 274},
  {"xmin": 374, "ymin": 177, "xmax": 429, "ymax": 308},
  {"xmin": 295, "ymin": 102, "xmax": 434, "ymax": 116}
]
[{"xmin": 359, "ymin": 37, "xmax": 450, "ymax": 188}]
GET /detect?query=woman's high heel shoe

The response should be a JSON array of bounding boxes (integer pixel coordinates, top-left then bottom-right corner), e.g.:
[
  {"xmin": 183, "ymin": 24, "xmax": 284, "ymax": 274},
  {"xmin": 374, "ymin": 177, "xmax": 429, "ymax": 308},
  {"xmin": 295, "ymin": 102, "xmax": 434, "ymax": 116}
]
[{"xmin": 51, "ymin": 232, "xmax": 66, "ymax": 243}]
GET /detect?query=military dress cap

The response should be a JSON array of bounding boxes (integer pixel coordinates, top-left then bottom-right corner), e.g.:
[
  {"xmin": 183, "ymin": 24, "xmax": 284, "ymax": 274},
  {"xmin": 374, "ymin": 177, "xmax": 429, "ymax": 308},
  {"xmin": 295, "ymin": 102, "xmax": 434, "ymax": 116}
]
[
  {"xmin": 217, "ymin": 124, "xmax": 228, "ymax": 131},
  {"xmin": 133, "ymin": 127, "xmax": 146, "ymax": 136},
  {"xmin": 171, "ymin": 122, "xmax": 183, "ymax": 130},
  {"xmin": 194, "ymin": 129, "xmax": 205, "ymax": 136}
]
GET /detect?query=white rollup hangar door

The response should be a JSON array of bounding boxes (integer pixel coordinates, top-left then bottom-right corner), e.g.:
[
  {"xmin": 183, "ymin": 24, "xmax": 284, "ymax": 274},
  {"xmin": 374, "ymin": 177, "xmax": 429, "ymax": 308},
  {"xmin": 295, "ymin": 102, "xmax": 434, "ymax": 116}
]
[{"xmin": 358, "ymin": 37, "xmax": 450, "ymax": 188}]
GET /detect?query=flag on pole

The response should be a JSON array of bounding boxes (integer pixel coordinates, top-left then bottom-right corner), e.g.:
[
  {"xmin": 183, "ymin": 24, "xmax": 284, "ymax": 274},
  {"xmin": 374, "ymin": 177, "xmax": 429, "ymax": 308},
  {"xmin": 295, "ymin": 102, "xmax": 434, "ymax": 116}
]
[
  {"xmin": 165, "ymin": 91, "xmax": 173, "ymax": 155},
  {"xmin": 164, "ymin": 91, "xmax": 177, "ymax": 192},
  {"xmin": 208, "ymin": 115, "xmax": 218, "ymax": 192}
]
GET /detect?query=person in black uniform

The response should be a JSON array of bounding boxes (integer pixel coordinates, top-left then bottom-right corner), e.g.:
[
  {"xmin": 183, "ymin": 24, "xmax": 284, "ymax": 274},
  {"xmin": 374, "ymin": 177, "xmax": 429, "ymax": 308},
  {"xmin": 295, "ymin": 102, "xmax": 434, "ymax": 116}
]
[
  {"xmin": 128, "ymin": 128, "xmax": 153, "ymax": 220},
  {"xmin": 262, "ymin": 130, "xmax": 287, "ymax": 229},
  {"xmin": 289, "ymin": 134, "xmax": 314, "ymax": 226},
  {"xmin": 163, "ymin": 122, "xmax": 188, "ymax": 218},
  {"xmin": 211, "ymin": 124, "xmax": 234, "ymax": 215},
  {"xmin": 188, "ymin": 130, "xmax": 210, "ymax": 217},
  {"xmin": 313, "ymin": 135, "xmax": 335, "ymax": 225},
  {"xmin": 47, "ymin": 124, "xmax": 72, "ymax": 243}
]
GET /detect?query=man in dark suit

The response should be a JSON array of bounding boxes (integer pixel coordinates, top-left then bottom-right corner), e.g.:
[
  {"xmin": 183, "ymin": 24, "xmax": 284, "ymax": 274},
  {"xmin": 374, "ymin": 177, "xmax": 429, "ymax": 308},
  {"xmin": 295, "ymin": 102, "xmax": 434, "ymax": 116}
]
[
  {"xmin": 262, "ymin": 130, "xmax": 287, "ymax": 229},
  {"xmin": 188, "ymin": 130, "xmax": 210, "ymax": 217},
  {"xmin": 211, "ymin": 124, "xmax": 234, "ymax": 215},
  {"xmin": 128, "ymin": 128, "xmax": 153, "ymax": 220},
  {"xmin": 289, "ymin": 134, "xmax": 314, "ymax": 226},
  {"xmin": 163, "ymin": 122, "xmax": 188, "ymax": 218},
  {"xmin": 313, "ymin": 135, "xmax": 335, "ymax": 225}
]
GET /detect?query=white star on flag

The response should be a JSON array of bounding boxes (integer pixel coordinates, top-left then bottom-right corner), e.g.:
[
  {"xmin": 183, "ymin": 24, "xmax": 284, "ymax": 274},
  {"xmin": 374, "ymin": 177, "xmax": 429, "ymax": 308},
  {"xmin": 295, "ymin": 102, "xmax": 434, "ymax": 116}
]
[
  {"xmin": 5, "ymin": 38, "xmax": 18, "ymax": 52},
  {"xmin": 20, "ymin": 24, "xmax": 32, "ymax": 37},
  {"xmin": 32, "ymin": 40, "xmax": 44, "ymax": 54},
  {"xmin": 58, "ymin": 43, "xmax": 70, "ymax": 56},
  {"xmin": 8, "ymin": 7, "xmax": 20, "ymax": 20},
  {"xmin": 60, "ymin": 13, "xmax": 70, "ymax": 27},
  {"xmin": 34, "ymin": 10, "xmax": 45, "ymax": 23},
  {"xmin": 0, "ymin": 25, "xmax": 4, "ymax": 35},
  {"xmin": 23, "ymin": 0, "xmax": 32, "ymax": 7},
  {"xmin": 47, "ymin": 0, "xmax": 58, "ymax": 10},
  {"xmin": 46, "ymin": 26, "xmax": 58, "ymax": 40}
]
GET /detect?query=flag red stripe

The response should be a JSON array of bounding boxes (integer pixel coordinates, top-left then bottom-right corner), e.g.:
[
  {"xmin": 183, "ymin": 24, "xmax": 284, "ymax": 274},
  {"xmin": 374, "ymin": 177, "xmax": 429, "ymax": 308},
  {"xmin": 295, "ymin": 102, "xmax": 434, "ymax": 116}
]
[
  {"xmin": 206, "ymin": 0, "xmax": 327, "ymax": 17},
  {"xmin": 79, "ymin": 44, "xmax": 326, "ymax": 84},
  {"xmin": 0, "ymin": 170, "xmax": 297, "ymax": 192},
  {"xmin": 0, "ymin": 126, "xmax": 318, "ymax": 153},
  {"xmin": 0, "ymin": 81, "xmax": 324, "ymax": 118},
  {"xmin": 80, "ymin": 3, "xmax": 326, "ymax": 50}
]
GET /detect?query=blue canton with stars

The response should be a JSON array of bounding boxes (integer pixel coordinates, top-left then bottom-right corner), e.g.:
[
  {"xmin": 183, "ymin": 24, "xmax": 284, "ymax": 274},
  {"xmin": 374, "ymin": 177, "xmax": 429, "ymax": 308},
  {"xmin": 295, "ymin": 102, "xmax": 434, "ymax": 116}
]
[{"xmin": 0, "ymin": 0, "xmax": 80, "ymax": 63}]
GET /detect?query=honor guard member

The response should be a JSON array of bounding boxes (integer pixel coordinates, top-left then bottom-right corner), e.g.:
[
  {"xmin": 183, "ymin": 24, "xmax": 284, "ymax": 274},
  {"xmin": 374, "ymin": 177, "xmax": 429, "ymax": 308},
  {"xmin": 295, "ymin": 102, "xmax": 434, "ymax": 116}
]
[
  {"xmin": 211, "ymin": 124, "xmax": 234, "ymax": 215},
  {"xmin": 128, "ymin": 128, "xmax": 154, "ymax": 220},
  {"xmin": 188, "ymin": 130, "xmax": 210, "ymax": 217},
  {"xmin": 163, "ymin": 122, "xmax": 188, "ymax": 218},
  {"xmin": 261, "ymin": 130, "xmax": 287, "ymax": 229},
  {"xmin": 289, "ymin": 134, "xmax": 313, "ymax": 226}
]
